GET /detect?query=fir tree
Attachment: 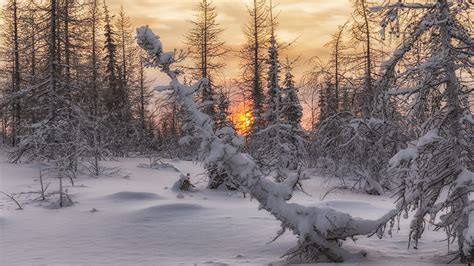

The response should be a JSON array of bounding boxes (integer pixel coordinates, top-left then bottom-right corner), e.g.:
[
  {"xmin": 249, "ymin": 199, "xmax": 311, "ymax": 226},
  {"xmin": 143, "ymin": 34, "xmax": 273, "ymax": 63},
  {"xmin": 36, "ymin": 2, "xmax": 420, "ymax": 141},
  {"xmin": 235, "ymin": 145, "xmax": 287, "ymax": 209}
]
[
  {"xmin": 281, "ymin": 62, "xmax": 302, "ymax": 129},
  {"xmin": 281, "ymin": 61, "xmax": 305, "ymax": 171},
  {"xmin": 102, "ymin": 0, "xmax": 129, "ymax": 156},
  {"xmin": 265, "ymin": 0, "xmax": 280, "ymax": 126}
]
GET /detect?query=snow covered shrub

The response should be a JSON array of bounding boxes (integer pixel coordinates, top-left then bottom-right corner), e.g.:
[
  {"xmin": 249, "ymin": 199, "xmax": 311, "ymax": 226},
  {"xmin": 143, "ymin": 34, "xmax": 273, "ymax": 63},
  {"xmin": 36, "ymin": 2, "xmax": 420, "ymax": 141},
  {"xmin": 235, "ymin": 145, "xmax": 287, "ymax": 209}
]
[
  {"xmin": 0, "ymin": 191, "xmax": 24, "ymax": 210},
  {"xmin": 315, "ymin": 112, "xmax": 405, "ymax": 194},
  {"xmin": 177, "ymin": 116, "xmax": 202, "ymax": 161},
  {"xmin": 173, "ymin": 173, "xmax": 195, "ymax": 192},
  {"xmin": 206, "ymin": 127, "xmax": 241, "ymax": 190},
  {"xmin": 205, "ymin": 91, "xmax": 239, "ymax": 190},
  {"xmin": 55, "ymin": 188, "xmax": 74, "ymax": 208},
  {"xmin": 206, "ymin": 160, "xmax": 240, "ymax": 190},
  {"xmin": 314, "ymin": 157, "xmax": 337, "ymax": 177},
  {"xmin": 252, "ymin": 124, "xmax": 306, "ymax": 182},
  {"xmin": 252, "ymin": 62, "xmax": 306, "ymax": 182},
  {"xmin": 138, "ymin": 156, "xmax": 180, "ymax": 172},
  {"xmin": 388, "ymin": 130, "xmax": 473, "ymax": 252}
]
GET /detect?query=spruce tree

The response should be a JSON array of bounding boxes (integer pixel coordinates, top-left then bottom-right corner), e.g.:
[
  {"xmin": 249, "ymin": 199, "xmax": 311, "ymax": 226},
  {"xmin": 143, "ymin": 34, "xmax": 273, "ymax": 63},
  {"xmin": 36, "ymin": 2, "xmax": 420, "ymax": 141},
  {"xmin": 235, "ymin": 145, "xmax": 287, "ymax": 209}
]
[
  {"xmin": 265, "ymin": 0, "xmax": 280, "ymax": 126},
  {"xmin": 102, "ymin": 0, "xmax": 128, "ymax": 156},
  {"xmin": 281, "ymin": 61, "xmax": 305, "ymax": 171},
  {"xmin": 281, "ymin": 62, "xmax": 302, "ymax": 129}
]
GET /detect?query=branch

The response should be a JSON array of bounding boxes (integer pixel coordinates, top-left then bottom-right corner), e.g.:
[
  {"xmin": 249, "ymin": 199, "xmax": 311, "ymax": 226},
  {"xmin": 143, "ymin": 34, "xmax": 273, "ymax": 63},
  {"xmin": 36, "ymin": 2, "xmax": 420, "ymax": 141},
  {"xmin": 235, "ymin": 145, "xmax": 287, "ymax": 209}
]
[{"xmin": 0, "ymin": 191, "xmax": 24, "ymax": 210}]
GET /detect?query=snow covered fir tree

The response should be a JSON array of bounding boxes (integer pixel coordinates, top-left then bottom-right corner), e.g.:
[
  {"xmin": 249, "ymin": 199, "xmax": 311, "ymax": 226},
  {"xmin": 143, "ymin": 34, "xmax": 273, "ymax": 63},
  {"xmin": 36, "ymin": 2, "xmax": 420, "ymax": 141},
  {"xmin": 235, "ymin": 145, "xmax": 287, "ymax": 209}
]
[{"xmin": 0, "ymin": 0, "xmax": 472, "ymax": 264}]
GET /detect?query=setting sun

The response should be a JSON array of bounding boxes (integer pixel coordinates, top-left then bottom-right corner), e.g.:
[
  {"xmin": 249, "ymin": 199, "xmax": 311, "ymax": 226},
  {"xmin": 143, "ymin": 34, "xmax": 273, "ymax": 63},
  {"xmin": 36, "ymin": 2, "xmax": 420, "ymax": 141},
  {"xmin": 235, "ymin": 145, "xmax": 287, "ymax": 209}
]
[{"xmin": 231, "ymin": 103, "xmax": 254, "ymax": 136}]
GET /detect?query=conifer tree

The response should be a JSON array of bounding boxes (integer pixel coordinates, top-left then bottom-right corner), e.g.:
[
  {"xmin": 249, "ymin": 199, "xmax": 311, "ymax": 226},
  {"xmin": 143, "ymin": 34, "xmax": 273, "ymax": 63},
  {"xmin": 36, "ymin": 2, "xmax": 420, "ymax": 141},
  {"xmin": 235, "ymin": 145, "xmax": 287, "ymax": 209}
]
[
  {"xmin": 255, "ymin": 2, "xmax": 306, "ymax": 179},
  {"xmin": 102, "ymin": 0, "xmax": 129, "ymax": 155},
  {"xmin": 215, "ymin": 89, "xmax": 232, "ymax": 130},
  {"xmin": 115, "ymin": 4, "xmax": 134, "ymax": 136},
  {"xmin": 265, "ymin": 0, "xmax": 280, "ymax": 125},
  {"xmin": 103, "ymin": 1, "xmax": 119, "ymax": 114},
  {"xmin": 184, "ymin": 0, "xmax": 226, "ymax": 120},
  {"xmin": 325, "ymin": 22, "xmax": 349, "ymax": 113},
  {"xmin": 281, "ymin": 61, "xmax": 302, "ymax": 130}
]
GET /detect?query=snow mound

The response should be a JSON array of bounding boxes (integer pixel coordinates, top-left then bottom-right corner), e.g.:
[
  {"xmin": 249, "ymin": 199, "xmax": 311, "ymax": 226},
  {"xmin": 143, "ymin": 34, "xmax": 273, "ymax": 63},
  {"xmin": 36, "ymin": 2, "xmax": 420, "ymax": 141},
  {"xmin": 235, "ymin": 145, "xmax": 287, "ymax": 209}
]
[
  {"xmin": 105, "ymin": 191, "xmax": 162, "ymax": 202},
  {"xmin": 320, "ymin": 200, "xmax": 377, "ymax": 209},
  {"xmin": 315, "ymin": 200, "xmax": 387, "ymax": 218},
  {"xmin": 140, "ymin": 203, "xmax": 205, "ymax": 213},
  {"xmin": 133, "ymin": 203, "xmax": 207, "ymax": 222}
]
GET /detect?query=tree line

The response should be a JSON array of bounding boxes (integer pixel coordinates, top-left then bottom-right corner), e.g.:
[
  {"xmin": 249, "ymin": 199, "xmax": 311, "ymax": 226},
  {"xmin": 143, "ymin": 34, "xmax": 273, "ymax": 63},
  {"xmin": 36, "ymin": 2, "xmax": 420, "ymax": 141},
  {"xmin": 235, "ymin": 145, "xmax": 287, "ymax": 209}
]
[
  {"xmin": 0, "ymin": 0, "xmax": 157, "ymax": 206},
  {"xmin": 0, "ymin": 0, "xmax": 156, "ymax": 158}
]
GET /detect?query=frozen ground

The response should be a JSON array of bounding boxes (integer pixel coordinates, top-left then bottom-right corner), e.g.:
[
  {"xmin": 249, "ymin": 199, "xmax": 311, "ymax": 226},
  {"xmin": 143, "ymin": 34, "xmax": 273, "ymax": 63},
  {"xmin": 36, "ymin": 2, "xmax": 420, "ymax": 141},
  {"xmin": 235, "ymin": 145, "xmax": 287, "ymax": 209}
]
[{"xmin": 0, "ymin": 148, "xmax": 456, "ymax": 265}]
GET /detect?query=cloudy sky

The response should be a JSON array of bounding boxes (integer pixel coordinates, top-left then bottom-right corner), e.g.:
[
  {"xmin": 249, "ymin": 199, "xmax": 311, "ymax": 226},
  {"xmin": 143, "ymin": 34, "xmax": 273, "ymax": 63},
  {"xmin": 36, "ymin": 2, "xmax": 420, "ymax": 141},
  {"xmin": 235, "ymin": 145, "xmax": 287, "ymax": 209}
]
[
  {"xmin": 0, "ymin": 0, "xmax": 352, "ymax": 82},
  {"xmin": 105, "ymin": 0, "xmax": 352, "ymax": 81}
]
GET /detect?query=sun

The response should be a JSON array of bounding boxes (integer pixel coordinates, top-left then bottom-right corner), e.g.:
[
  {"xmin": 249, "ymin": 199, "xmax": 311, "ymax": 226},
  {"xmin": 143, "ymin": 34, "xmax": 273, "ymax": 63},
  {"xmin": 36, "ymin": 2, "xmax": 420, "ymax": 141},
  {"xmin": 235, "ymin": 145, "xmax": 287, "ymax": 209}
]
[{"xmin": 231, "ymin": 103, "xmax": 254, "ymax": 136}]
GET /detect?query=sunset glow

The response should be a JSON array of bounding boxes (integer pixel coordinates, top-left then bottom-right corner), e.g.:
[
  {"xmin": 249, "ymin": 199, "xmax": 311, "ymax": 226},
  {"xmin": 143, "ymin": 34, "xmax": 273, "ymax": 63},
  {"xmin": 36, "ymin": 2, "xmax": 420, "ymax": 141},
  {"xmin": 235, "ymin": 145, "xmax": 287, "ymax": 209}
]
[{"xmin": 231, "ymin": 103, "xmax": 254, "ymax": 136}]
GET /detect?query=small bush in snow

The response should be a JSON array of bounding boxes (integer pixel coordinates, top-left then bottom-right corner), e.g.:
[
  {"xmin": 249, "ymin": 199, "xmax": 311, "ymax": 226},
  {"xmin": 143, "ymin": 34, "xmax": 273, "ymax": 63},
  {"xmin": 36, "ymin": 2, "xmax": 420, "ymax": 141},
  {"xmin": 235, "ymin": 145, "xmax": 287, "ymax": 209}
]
[{"xmin": 173, "ymin": 173, "xmax": 195, "ymax": 192}]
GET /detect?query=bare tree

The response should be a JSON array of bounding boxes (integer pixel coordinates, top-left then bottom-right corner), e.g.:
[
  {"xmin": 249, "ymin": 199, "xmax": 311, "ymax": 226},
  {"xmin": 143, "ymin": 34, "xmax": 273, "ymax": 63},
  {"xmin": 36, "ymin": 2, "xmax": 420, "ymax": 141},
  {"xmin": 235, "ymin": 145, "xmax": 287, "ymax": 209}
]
[
  {"xmin": 351, "ymin": 0, "xmax": 378, "ymax": 118},
  {"xmin": 241, "ymin": 0, "xmax": 268, "ymax": 133},
  {"xmin": 325, "ymin": 21, "xmax": 349, "ymax": 112},
  {"xmin": 184, "ymin": 0, "xmax": 227, "ymax": 119}
]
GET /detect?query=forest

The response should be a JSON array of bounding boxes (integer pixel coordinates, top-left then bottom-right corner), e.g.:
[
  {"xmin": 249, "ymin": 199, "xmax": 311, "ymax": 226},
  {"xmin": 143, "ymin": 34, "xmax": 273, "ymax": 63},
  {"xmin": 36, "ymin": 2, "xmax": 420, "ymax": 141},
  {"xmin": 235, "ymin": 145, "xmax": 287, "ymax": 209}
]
[{"xmin": 0, "ymin": 0, "xmax": 473, "ymax": 264}]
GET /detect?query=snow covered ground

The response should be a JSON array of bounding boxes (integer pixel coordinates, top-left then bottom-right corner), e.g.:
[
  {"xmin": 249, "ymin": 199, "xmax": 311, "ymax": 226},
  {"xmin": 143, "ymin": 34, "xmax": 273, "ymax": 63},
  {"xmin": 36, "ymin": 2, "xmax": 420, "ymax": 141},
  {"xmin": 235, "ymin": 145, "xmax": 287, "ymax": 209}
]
[{"xmin": 0, "ymin": 148, "xmax": 455, "ymax": 265}]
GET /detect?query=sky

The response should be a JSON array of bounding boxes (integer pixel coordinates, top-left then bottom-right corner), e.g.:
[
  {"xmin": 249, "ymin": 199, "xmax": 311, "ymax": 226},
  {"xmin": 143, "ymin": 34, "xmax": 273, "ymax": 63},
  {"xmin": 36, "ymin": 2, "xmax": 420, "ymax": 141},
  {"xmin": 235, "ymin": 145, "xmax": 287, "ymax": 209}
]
[
  {"xmin": 0, "ymin": 0, "xmax": 351, "ymax": 82},
  {"xmin": 104, "ymin": 0, "xmax": 352, "ymax": 83}
]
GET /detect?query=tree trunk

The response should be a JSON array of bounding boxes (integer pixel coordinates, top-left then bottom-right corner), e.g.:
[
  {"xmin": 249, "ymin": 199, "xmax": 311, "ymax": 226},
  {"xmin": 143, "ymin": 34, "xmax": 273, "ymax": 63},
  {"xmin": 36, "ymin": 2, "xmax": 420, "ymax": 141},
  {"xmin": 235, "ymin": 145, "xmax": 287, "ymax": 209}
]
[
  {"xmin": 361, "ymin": 0, "xmax": 373, "ymax": 118},
  {"xmin": 12, "ymin": 0, "xmax": 21, "ymax": 147}
]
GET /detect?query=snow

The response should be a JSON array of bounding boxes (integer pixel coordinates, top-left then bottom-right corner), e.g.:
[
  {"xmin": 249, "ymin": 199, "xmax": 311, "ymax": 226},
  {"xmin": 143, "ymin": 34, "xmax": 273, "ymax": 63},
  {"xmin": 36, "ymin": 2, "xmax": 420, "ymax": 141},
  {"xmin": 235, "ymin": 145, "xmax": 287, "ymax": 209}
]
[
  {"xmin": 136, "ymin": 26, "xmax": 162, "ymax": 56},
  {"xmin": 464, "ymin": 112, "xmax": 474, "ymax": 124},
  {"xmin": 159, "ymin": 51, "xmax": 175, "ymax": 65},
  {"xmin": 464, "ymin": 209, "xmax": 474, "ymax": 257},
  {"xmin": 389, "ymin": 130, "xmax": 440, "ymax": 168},
  {"xmin": 389, "ymin": 147, "xmax": 418, "ymax": 168},
  {"xmin": 415, "ymin": 129, "xmax": 439, "ymax": 146},
  {"xmin": 104, "ymin": 191, "xmax": 162, "ymax": 202},
  {"xmin": 0, "ymin": 149, "xmax": 453, "ymax": 265},
  {"xmin": 456, "ymin": 168, "xmax": 474, "ymax": 189}
]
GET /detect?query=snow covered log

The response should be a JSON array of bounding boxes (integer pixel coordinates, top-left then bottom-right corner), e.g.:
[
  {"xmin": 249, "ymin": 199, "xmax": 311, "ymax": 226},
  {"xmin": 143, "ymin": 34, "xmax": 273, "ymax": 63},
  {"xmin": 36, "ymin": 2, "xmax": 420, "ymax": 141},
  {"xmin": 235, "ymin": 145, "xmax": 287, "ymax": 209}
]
[{"xmin": 136, "ymin": 26, "xmax": 398, "ymax": 262}]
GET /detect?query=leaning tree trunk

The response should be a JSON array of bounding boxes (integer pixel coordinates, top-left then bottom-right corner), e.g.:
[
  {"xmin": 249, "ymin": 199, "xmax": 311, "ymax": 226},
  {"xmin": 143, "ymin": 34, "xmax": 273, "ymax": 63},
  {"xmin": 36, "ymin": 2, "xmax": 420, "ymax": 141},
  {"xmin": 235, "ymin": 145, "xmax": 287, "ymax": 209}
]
[{"xmin": 137, "ymin": 26, "xmax": 399, "ymax": 262}]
